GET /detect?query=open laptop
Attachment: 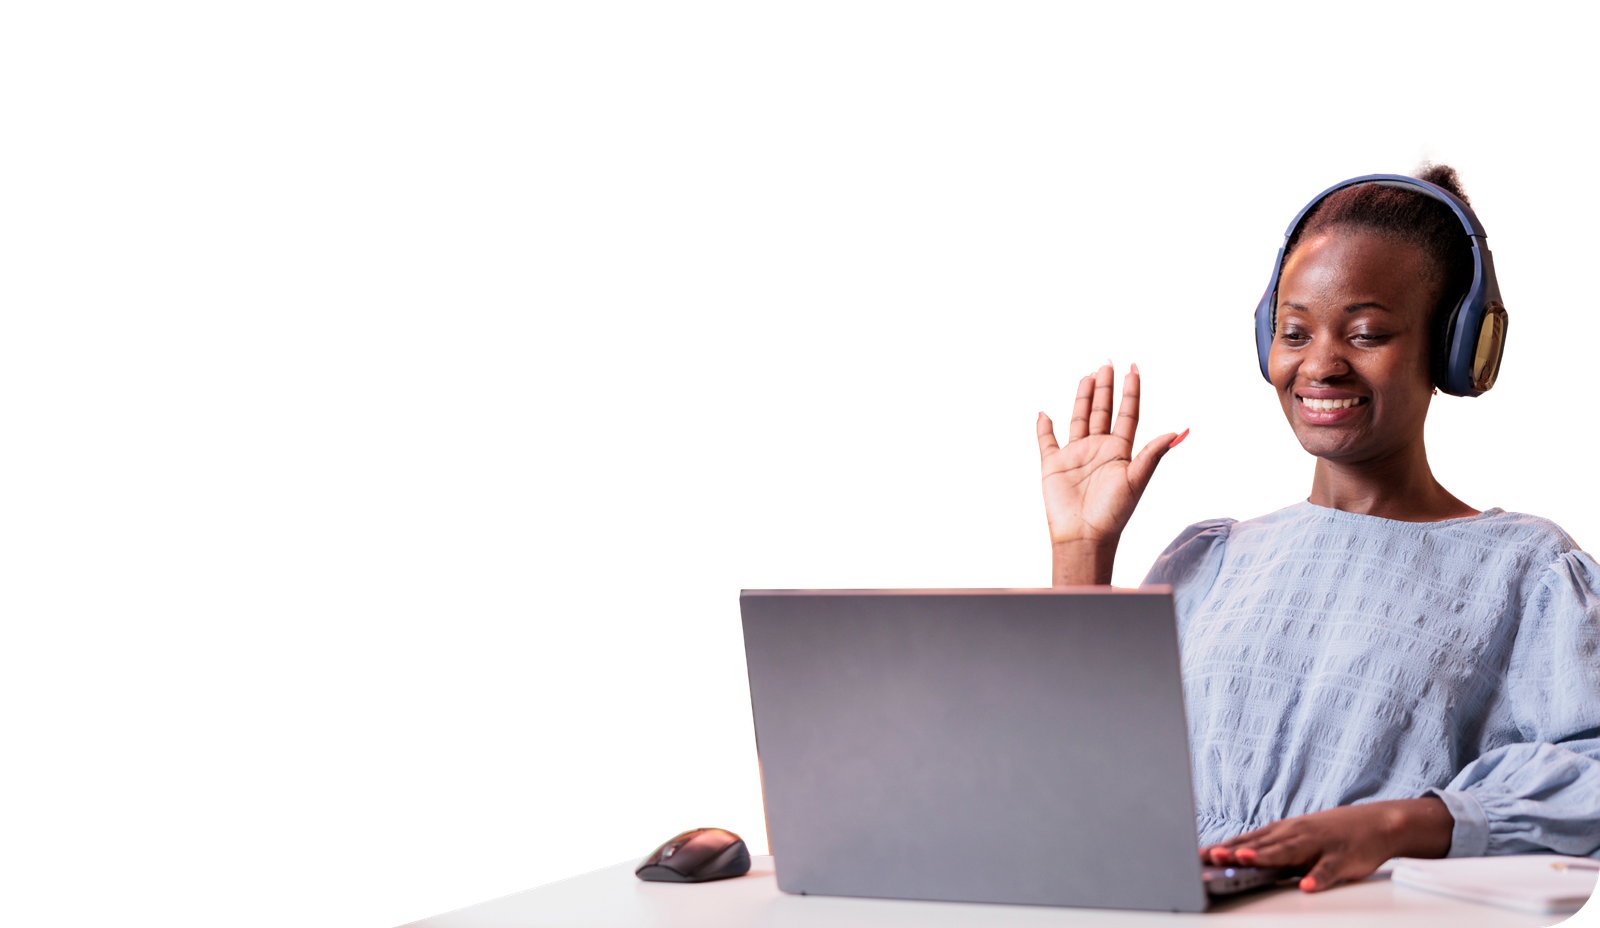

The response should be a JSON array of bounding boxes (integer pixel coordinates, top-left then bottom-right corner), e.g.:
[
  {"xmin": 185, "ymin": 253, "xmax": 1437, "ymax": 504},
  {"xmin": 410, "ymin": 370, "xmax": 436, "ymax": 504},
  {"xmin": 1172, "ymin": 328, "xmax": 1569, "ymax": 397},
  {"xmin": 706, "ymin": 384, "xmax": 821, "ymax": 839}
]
[{"xmin": 739, "ymin": 587, "xmax": 1291, "ymax": 913}]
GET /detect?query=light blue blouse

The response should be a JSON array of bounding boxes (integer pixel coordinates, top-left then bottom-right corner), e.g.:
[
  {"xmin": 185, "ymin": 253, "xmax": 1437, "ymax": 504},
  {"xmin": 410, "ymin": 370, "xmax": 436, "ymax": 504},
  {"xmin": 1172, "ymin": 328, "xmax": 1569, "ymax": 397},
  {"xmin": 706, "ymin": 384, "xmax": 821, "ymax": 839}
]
[{"xmin": 1143, "ymin": 502, "xmax": 1600, "ymax": 858}]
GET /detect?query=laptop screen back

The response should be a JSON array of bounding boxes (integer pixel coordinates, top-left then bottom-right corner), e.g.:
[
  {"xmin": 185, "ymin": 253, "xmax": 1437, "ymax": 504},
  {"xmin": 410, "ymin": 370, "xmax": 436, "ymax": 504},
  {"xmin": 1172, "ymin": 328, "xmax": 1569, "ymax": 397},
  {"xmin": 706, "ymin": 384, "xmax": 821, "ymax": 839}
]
[{"xmin": 740, "ymin": 588, "xmax": 1206, "ymax": 912}]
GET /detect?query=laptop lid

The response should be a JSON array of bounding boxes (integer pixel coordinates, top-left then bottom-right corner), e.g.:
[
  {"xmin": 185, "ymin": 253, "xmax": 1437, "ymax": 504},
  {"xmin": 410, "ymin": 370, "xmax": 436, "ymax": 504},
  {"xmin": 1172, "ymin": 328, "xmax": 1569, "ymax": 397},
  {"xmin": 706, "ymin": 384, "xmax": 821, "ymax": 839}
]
[{"xmin": 740, "ymin": 588, "xmax": 1206, "ymax": 913}]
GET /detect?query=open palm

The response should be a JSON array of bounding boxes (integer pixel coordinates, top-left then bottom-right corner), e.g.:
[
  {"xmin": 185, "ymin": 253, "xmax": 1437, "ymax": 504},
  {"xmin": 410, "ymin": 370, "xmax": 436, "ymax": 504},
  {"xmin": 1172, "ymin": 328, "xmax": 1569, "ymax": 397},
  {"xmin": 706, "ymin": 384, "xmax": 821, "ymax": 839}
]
[{"xmin": 1038, "ymin": 363, "xmax": 1181, "ymax": 551}]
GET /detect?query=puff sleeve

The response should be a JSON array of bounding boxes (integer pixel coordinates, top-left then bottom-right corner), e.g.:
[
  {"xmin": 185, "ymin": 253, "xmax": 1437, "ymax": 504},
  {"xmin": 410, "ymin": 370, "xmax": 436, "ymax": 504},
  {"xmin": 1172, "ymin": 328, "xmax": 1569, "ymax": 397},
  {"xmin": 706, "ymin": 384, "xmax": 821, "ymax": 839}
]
[
  {"xmin": 1427, "ymin": 550, "xmax": 1600, "ymax": 858},
  {"xmin": 1142, "ymin": 519, "xmax": 1233, "ymax": 636}
]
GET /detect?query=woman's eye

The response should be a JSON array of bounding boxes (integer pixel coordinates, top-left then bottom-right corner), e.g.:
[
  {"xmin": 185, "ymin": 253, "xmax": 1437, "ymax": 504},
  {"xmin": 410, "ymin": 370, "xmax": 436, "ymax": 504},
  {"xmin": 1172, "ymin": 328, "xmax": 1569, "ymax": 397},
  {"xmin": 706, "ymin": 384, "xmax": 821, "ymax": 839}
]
[
  {"xmin": 1279, "ymin": 329, "xmax": 1310, "ymax": 343},
  {"xmin": 1352, "ymin": 332, "xmax": 1390, "ymax": 344}
]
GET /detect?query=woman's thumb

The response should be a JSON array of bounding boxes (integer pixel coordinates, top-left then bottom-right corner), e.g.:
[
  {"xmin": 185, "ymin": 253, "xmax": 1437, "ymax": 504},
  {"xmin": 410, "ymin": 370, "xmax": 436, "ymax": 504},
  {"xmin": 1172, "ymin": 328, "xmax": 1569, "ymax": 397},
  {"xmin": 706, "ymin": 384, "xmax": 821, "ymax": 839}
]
[
  {"xmin": 1127, "ymin": 430, "xmax": 1184, "ymax": 490},
  {"xmin": 1300, "ymin": 855, "xmax": 1346, "ymax": 893}
]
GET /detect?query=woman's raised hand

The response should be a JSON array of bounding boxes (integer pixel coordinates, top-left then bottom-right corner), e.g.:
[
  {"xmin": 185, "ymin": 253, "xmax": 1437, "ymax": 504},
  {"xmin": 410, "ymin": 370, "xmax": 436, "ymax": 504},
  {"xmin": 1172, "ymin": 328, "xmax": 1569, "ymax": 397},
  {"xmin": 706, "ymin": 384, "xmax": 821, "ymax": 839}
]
[{"xmin": 1037, "ymin": 362, "xmax": 1184, "ymax": 586}]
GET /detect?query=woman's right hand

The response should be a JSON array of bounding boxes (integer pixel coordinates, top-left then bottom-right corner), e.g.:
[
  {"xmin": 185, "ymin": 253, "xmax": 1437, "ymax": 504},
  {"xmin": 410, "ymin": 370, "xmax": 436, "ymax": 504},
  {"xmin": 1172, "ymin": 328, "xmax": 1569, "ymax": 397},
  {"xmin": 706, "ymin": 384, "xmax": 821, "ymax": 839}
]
[{"xmin": 1037, "ymin": 362, "xmax": 1183, "ymax": 585}]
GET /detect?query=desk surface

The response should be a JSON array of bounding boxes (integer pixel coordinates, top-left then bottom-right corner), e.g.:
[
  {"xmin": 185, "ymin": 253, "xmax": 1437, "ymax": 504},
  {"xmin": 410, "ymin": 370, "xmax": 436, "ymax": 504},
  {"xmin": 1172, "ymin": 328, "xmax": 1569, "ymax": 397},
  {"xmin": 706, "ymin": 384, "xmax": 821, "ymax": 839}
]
[{"xmin": 402, "ymin": 856, "xmax": 1574, "ymax": 928}]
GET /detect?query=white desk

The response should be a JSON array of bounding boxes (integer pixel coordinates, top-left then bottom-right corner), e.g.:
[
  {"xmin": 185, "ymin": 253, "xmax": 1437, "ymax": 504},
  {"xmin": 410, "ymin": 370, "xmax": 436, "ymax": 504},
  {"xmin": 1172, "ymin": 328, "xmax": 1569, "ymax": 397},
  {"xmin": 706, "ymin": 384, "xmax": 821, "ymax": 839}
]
[{"xmin": 402, "ymin": 856, "xmax": 1574, "ymax": 928}]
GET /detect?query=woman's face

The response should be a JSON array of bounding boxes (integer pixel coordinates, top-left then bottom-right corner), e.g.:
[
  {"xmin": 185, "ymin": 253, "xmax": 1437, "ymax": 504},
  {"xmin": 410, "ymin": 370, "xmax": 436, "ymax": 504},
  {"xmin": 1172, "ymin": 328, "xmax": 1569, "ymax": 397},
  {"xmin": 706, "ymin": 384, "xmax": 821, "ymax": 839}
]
[{"xmin": 1268, "ymin": 229, "xmax": 1439, "ymax": 464}]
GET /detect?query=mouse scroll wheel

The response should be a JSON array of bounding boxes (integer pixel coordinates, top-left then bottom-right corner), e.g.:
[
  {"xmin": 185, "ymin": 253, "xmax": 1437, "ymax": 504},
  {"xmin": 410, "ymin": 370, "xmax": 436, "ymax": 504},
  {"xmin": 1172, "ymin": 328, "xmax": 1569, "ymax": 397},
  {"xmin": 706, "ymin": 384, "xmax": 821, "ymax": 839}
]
[{"xmin": 661, "ymin": 834, "xmax": 699, "ymax": 860}]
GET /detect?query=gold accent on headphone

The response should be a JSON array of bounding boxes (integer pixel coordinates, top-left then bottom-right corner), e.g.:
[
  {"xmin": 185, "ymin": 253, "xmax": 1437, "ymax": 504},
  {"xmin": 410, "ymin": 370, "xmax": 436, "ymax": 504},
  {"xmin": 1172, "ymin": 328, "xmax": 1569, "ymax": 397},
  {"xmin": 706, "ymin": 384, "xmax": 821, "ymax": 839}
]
[{"xmin": 1472, "ymin": 303, "xmax": 1508, "ymax": 392}]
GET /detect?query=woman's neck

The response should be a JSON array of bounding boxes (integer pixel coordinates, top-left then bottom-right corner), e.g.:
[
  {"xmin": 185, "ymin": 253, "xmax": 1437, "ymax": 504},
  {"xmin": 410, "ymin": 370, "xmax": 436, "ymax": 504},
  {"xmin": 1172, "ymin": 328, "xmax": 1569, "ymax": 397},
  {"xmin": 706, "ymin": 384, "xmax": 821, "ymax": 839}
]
[{"xmin": 1308, "ymin": 438, "xmax": 1478, "ymax": 523}]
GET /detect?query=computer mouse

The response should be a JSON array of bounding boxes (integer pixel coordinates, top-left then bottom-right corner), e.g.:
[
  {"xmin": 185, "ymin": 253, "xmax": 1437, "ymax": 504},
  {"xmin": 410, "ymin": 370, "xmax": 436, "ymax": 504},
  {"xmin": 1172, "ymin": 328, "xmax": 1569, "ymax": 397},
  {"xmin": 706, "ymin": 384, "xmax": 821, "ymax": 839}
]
[{"xmin": 635, "ymin": 827, "xmax": 751, "ymax": 882}]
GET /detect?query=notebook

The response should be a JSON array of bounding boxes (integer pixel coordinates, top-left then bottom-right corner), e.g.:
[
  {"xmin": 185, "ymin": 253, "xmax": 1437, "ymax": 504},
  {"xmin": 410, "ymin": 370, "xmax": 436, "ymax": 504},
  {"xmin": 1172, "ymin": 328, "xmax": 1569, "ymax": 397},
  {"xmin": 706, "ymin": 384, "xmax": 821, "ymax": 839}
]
[
  {"xmin": 1391, "ymin": 855, "xmax": 1599, "ymax": 914},
  {"xmin": 740, "ymin": 588, "xmax": 1210, "ymax": 911}
]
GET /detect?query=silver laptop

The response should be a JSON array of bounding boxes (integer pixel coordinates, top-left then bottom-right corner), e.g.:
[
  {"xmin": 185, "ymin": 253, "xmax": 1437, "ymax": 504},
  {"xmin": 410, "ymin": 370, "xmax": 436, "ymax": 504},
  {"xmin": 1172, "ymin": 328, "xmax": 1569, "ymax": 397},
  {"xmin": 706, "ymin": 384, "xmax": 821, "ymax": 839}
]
[{"xmin": 740, "ymin": 587, "xmax": 1223, "ymax": 913}]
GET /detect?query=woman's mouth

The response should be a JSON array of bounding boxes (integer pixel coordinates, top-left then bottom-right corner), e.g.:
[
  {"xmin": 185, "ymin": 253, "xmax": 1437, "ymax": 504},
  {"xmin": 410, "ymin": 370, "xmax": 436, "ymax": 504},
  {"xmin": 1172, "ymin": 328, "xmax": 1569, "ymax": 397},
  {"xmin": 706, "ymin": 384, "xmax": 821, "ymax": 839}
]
[{"xmin": 1296, "ymin": 394, "xmax": 1368, "ymax": 423}]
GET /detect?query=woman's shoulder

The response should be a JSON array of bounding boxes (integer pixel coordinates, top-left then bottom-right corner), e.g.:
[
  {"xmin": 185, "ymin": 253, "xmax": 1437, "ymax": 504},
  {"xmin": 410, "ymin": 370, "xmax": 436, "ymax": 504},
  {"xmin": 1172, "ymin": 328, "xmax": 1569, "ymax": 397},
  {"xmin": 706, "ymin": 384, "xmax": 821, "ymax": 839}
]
[
  {"xmin": 1459, "ymin": 509, "xmax": 1581, "ymax": 552},
  {"xmin": 1144, "ymin": 518, "xmax": 1237, "ymax": 587},
  {"xmin": 1160, "ymin": 517, "xmax": 1237, "ymax": 549},
  {"xmin": 1409, "ymin": 508, "xmax": 1582, "ymax": 569}
]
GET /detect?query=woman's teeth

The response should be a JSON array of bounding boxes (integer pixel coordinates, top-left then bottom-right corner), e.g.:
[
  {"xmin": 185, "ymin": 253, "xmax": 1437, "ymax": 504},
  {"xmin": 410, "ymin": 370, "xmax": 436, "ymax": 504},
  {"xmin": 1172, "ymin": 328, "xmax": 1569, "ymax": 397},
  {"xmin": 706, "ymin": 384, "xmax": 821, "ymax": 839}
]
[{"xmin": 1300, "ymin": 397, "xmax": 1363, "ymax": 411}]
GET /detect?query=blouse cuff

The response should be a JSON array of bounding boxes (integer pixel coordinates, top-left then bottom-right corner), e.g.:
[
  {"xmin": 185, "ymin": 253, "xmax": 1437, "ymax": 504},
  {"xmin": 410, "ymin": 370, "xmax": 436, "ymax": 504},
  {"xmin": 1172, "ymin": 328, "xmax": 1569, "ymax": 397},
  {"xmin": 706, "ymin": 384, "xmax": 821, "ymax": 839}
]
[{"xmin": 1427, "ymin": 788, "xmax": 1489, "ymax": 858}]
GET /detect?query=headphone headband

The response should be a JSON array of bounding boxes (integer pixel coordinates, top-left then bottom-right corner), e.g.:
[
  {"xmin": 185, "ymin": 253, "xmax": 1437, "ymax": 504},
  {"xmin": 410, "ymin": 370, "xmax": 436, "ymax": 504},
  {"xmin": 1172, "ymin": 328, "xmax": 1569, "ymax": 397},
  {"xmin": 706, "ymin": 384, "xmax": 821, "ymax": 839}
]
[{"xmin": 1253, "ymin": 173, "xmax": 1507, "ymax": 397}]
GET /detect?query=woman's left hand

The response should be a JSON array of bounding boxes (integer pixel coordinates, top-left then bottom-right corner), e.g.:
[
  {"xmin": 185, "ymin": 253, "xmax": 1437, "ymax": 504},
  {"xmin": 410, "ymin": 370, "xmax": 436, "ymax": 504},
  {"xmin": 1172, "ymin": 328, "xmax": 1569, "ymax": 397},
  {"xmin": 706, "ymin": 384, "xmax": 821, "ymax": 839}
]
[{"xmin": 1199, "ymin": 798, "xmax": 1455, "ymax": 892}]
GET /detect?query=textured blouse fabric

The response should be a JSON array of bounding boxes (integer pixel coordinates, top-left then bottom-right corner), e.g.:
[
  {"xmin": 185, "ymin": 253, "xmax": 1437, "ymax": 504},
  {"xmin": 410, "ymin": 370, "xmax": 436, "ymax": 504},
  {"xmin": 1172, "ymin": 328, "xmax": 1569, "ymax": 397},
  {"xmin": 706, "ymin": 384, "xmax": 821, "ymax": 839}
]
[{"xmin": 1143, "ymin": 502, "xmax": 1600, "ymax": 859}]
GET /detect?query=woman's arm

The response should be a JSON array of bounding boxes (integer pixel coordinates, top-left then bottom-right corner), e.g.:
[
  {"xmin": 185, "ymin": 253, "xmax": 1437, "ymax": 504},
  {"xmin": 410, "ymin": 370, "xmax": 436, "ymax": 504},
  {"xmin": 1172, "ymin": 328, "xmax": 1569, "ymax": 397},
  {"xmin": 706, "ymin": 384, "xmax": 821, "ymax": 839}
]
[
  {"xmin": 1429, "ymin": 738, "xmax": 1600, "ymax": 858},
  {"xmin": 1049, "ymin": 538, "xmax": 1120, "ymax": 587},
  {"xmin": 1200, "ymin": 739, "xmax": 1600, "ymax": 890},
  {"xmin": 1418, "ymin": 552, "xmax": 1600, "ymax": 859},
  {"xmin": 1204, "ymin": 550, "xmax": 1600, "ymax": 889}
]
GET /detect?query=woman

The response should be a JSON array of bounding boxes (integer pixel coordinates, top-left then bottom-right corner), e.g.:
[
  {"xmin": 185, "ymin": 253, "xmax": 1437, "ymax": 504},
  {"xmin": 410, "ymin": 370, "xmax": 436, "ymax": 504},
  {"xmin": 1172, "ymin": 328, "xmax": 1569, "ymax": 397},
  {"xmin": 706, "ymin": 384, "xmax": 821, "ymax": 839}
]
[{"xmin": 1036, "ymin": 165, "xmax": 1600, "ymax": 893}]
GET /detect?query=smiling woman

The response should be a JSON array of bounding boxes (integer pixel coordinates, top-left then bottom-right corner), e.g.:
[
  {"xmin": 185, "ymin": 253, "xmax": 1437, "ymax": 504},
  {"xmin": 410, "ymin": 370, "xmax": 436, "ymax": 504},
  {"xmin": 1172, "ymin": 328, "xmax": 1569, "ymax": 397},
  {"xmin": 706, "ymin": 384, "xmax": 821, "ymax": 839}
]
[
  {"xmin": 1271, "ymin": 222, "xmax": 1476, "ymax": 519},
  {"xmin": 1269, "ymin": 166, "xmax": 1482, "ymax": 521},
  {"xmin": 1036, "ymin": 165, "xmax": 1600, "ymax": 893}
]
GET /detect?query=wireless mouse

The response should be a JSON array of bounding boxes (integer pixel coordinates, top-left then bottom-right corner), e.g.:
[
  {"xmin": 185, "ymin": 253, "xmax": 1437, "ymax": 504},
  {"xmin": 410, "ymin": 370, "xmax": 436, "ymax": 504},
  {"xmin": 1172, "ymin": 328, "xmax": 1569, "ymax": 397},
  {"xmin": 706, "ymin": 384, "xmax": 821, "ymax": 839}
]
[{"xmin": 635, "ymin": 827, "xmax": 751, "ymax": 883}]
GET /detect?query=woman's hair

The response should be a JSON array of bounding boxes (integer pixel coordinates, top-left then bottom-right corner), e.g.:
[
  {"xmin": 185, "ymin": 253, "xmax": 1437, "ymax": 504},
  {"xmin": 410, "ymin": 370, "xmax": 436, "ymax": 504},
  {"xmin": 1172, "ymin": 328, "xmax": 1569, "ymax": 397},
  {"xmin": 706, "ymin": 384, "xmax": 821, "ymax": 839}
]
[{"xmin": 1284, "ymin": 163, "xmax": 1475, "ymax": 314}]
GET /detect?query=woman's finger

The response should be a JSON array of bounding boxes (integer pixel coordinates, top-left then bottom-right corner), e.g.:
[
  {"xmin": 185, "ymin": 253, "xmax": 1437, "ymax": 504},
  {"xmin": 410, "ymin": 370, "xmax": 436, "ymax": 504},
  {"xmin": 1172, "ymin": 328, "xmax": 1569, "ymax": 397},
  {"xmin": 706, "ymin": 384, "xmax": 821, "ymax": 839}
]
[
  {"xmin": 1202, "ymin": 820, "xmax": 1286, "ymax": 863},
  {"xmin": 1089, "ymin": 363, "xmax": 1114, "ymax": 434},
  {"xmin": 1210, "ymin": 846, "xmax": 1260, "ymax": 866},
  {"xmin": 1202, "ymin": 840, "xmax": 1253, "ymax": 864},
  {"xmin": 1235, "ymin": 837, "xmax": 1312, "ymax": 867},
  {"xmin": 1112, "ymin": 363, "xmax": 1141, "ymax": 442},
  {"xmin": 1069, "ymin": 375, "xmax": 1094, "ymax": 441},
  {"xmin": 1219, "ymin": 830, "xmax": 1267, "ymax": 848},
  {"xmin": 1037, "ymin": 412, "xmax": 1060, "ymax": 463}
]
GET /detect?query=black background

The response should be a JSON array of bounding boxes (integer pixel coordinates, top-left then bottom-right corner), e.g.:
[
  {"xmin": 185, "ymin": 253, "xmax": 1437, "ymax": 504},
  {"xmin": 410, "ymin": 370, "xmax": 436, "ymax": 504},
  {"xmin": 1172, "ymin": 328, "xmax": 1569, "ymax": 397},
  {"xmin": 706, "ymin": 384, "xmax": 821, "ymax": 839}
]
[{"xmin": 377, "ymin": 134, "xmax": 1587, "ymax": 921}]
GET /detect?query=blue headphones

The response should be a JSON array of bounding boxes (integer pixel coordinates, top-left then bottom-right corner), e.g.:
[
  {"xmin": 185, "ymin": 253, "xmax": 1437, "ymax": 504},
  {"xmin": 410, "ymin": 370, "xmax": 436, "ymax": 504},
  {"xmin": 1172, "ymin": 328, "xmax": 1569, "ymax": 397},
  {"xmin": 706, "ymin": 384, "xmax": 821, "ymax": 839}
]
[{"xmin": 1253, "ymin": 173, "xmax": 1508, "ymax": 397}]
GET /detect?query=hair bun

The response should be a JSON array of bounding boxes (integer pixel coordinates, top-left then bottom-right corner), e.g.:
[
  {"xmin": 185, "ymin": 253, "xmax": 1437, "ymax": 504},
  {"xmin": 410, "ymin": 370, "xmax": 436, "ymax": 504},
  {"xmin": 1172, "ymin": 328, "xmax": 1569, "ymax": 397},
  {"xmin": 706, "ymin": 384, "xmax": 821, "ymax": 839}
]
[
  {"xmin": 1414, "ymin": 144, "xmax": 1452, "ymax": 168},
  {"xmin": 1408, "ymin": 142, "xmax": 1478, "ymax": 211}
]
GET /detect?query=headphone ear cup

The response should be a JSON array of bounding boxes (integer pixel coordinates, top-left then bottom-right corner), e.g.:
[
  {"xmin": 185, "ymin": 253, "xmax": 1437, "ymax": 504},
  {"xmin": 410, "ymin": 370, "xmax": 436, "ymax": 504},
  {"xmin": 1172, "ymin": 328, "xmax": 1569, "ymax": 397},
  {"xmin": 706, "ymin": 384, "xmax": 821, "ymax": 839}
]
[
  {"xmin": 1430, "ymin": 295, "xmax": 1464, "ymax": 391},
  {"xmin": 1255, "ymin": 297, "xmax": 1275, "ymax": 381}
]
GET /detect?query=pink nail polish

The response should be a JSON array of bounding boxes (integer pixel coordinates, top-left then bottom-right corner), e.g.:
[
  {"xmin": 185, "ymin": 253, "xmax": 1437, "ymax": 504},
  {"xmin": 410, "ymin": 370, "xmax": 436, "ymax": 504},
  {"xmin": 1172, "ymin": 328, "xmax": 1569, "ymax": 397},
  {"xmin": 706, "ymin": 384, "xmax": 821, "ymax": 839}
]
[{"xmin": 1169, "ymin": 428, "xmax": 1190, "ymax": 449}]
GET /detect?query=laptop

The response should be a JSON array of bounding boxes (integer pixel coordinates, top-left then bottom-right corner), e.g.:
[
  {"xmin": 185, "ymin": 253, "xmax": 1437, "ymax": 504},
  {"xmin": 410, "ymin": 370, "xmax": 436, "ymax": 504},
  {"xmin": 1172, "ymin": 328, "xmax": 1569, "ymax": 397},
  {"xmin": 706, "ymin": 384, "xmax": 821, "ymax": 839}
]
[{"xmin": 739, "ymin": 587, "xmax": 1289, "ymax": 913}]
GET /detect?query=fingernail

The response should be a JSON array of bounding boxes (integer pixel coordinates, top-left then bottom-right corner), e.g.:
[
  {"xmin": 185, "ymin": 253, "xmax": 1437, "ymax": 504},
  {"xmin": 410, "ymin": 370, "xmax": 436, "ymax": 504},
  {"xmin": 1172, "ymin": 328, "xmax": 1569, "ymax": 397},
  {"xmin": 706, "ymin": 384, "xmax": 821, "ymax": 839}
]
[
  {"xmin": 1300, "ymin": 877, "xmax": 1317, "ymax": 891},
  {"xmin": 1169, "ymin": 428, "xmax": 1190, "ymax": 449},
  {"xmin": 1130, "ymin": 362, "xmax": 1140, "ymax": 374}
]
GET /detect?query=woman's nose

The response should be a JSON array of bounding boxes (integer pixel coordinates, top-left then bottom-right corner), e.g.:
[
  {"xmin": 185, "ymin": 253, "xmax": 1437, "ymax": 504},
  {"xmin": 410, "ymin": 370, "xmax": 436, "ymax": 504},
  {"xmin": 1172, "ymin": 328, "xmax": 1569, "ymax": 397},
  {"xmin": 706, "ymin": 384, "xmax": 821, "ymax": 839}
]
[{"xmin": 1300, "ymin": 336, "xmax": 1351, "ymax": 381}]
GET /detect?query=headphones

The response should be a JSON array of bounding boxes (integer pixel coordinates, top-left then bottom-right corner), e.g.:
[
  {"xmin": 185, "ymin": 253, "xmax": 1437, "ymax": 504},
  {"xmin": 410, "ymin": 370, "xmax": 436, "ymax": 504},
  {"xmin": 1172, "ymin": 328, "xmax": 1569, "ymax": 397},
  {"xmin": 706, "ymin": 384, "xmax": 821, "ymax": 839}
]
[{"xmin": 1253, "ymin": 173, "xmax": 1508, "ymax": 397}]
